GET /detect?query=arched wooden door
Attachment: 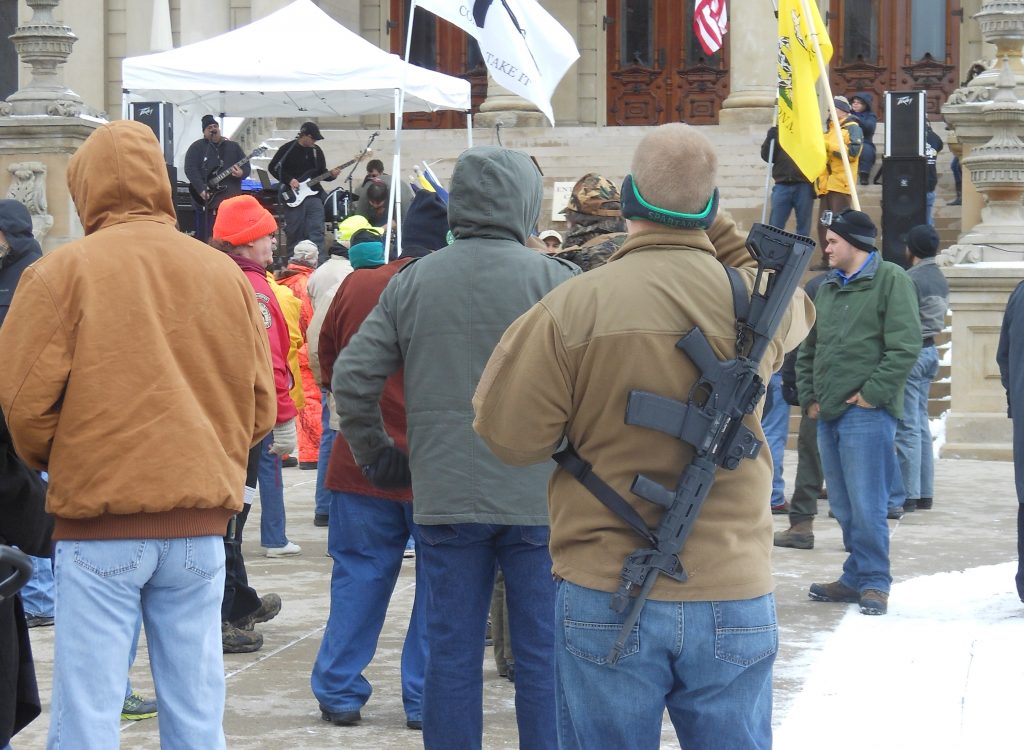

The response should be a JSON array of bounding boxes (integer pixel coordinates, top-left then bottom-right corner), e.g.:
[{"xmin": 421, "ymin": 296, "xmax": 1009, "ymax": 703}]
[
  {"xmin": 827, "ymin": 0, "xmax": 960, "ymax": 119},
  {"xmin": 605, "ymin": 0, "xmax": 730, "ymax": 126},
  {"xmin": 388, "ymin": 0, "xmax": 487, "ymax": 128}
]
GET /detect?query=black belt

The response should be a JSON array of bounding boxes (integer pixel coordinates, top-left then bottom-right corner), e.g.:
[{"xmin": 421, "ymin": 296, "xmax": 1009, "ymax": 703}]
[{"xmin": 923, "ymin": 336, "xmax": 935, "ymax": 347}]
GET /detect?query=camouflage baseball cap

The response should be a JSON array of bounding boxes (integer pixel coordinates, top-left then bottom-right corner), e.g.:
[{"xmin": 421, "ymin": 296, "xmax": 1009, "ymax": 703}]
[{"xmin": 560, "ymin": 173, "xmax": 622, "ymax": 217}]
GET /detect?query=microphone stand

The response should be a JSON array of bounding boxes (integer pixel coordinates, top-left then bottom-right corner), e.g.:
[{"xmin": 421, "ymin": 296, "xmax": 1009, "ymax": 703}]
[{"xmin": 342, "ymin": 131, "xmax": 379, "ymax": 217}]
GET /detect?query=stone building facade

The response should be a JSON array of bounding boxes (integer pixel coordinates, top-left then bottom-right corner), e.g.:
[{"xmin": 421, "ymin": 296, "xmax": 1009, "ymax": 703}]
[{"xmin": 0, "ymin": 0, "xmax": 982, "ymax": 130}]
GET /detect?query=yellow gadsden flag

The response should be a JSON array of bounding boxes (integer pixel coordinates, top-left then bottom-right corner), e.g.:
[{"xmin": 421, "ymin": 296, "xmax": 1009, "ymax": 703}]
[{"xmin": 777, "ymin": 0, "xmax": 833, "ymax": 181}]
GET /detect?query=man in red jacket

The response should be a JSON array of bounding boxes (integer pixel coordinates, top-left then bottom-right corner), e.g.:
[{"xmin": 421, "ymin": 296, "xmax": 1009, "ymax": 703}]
[{"xmin": 311, "ymin": 190, "xmax": 448, "ymax": 730}]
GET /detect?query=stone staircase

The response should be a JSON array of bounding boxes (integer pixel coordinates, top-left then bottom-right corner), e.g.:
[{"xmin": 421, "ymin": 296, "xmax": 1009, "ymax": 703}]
[
  {"xmin": 245, "ymin": 120, "xmax": 960, "ymax": 242},
  {"xmin": 243, "ymin": 119, "xmax": 959, "ymax": 443}
]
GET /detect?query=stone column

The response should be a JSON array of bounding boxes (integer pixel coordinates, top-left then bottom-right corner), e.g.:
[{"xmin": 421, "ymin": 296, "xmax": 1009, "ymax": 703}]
[
  {"xmin": 474, "ymin": 74, "xmax": 547, "ymax": 128},
  {"xmin": 179, "ymin": 0, "xmax": 229, "ymax": 46},
  {"xmin": 718, "ymin": 0, "xmax": 777, "ymax": 125},
  {"xmin": 0, "ymin": 0, "xmax": 101, "ymax": 251},
  {"xmin": 941, "ymin": 265, "xmax": 1022, "ymax": 460},
  {"xmin": 936, "ymin": 1, "xmax": 1024, "ymax": 461}
]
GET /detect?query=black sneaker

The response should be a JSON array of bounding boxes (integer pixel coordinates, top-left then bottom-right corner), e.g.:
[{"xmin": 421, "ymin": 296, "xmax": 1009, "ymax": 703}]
[
  {"xmin": 222, "ymin": 622, "xmax": 263, "ymax": 653},
  {"xmin": 314, "ymin": 513, "xmax": 329, "ymax": 527},
  {"xmin": 903, "ymin": 498, "xmax": 918, "ymax": 512},
  {"xmin": 809, "ymin": 580, "xmax": 859, "ymax": 603},
  {"xmin": 859, "ymin": 589, "xmax": 889, "ymax": 615},
  {"xmin": 887, "ymin": 507, "xmax": 905, "ymax": 520},
  {"xmin": 281, "ymin": 456, "xmax": 298, "ymax": 468},
  {"xmin": 321, "ymin": 707, "xmax": 361, "ymax": 726},
  {"xmin": 916, "ymin": 497, "xmax": 933, "ymax": 510},
  {"xmin": 25, "ymin": 614, "xmax": 54, "ymax": 628},
  {"xmin": 406, "ymin": 719, "xmax": 423, "ymax": 731},
  {"xmin": 231, "ymin": 593, "xmax": 281, "ymax": 631}
]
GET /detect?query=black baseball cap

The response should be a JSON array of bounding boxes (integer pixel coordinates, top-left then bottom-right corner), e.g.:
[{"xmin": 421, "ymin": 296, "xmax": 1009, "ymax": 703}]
[{"xmin": 299, "ymin": 121, "xmax": 323, "ymax": 141}]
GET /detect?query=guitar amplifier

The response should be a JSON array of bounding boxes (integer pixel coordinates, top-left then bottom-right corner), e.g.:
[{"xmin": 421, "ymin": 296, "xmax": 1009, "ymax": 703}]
[{"xmin": 173, "ymin": 179, "xmax": 196, "ymax": 236}]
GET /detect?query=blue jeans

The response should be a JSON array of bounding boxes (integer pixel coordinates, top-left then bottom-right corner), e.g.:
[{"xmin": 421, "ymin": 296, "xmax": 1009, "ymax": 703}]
[
  {"xmin": 258, "ymin": 434, "xmax": 289, "ymax": 548},
  {"xmin": 555, "ymin": 580, "xmax": 776, "ymax": 750},
  {"xmin": 926, "ymin": 191, "xmax": 936, "ymax": 225},
  {"xmin": 817, "ymin": 406, "xmax": 896, "ymax": 593},
  {"xmin": 761, "ymin": 372, "xmax": 790, "ymax": 506},
  {"xmin": 769, "ymin": 182, "xmax": 815, "ymax": 237},
  {"xmin": 896, "ymin": 345, "xmax": 940, "ymax": 499},
  {"xmin": 314, "ymin": 388, "xmax": 335, "ymax": 518},
  {"xmin": 20, "ymin": 554, "xmax": 54, "ymax": 618},
  {"xmin": 311, "ymin": 492, "xmax": 427, "ymax": 722},
  {"xmin": 416, "ymin": 523, "xmax": 556, "ymax": 750},
  {"xmin": 48, "ymin": 537, "xmax": 226, "ymax": 750}
]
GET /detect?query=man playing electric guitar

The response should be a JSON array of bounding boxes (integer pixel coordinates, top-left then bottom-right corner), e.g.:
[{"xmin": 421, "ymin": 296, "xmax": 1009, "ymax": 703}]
[
  {"xmin": 268, "ymin": 121, "xmax": 341, "ymax": 255},
  {"xmin": 184, "ymin": 114, "xmax": 251, "ymax": 243}
]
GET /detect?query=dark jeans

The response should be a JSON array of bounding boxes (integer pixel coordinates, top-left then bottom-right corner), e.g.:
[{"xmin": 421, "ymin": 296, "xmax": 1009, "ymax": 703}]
[
  {"xmin": 788, "ymin": 411, "xmax": 823, "ymax": 524},
  {"xmin": 417, "ymin": 523, "xmax": 556, "ymax": 750},
  {"xmin": 192, "ymin": 204, "xmax": 214, "ymax": 244},
  {"xmin": 222, "ymin": 444, "xmax": 261, "ymax": 623},
  {"xmin": 769, "ymin": 182, "xmax": 815, "ymax": 237},
  {"xmin": 284, "ymin": 196, "xmax": 325, "ymax": 255}
]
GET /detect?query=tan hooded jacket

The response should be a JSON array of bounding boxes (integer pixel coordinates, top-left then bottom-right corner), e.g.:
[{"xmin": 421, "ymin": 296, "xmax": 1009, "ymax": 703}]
[
  {"xmin": 474, "ymin": 212, "xmax": 815, "ymax": 601},
  {"xmin": 0, "ymin": 120, "xmax": 276, "ymax": 541}
]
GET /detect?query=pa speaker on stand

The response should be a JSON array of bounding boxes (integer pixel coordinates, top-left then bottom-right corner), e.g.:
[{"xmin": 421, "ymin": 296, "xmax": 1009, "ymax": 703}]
[
  {"xmin": 881, "ymin": 156, "xmax": 927, "ymax": 268},
  {"xmin": 884, "ymin": 90, "xmax": 926, "ymax": 158}
]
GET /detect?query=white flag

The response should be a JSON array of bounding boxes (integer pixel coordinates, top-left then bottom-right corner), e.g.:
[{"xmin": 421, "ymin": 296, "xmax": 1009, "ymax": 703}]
[{"xmin": 414, "ymin": 0, "xmax": 579, "ymax": 125}]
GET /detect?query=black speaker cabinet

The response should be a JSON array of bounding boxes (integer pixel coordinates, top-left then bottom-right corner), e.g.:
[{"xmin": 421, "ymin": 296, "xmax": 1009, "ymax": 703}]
[
  {"xmin": 885, "ymin": 90, "xmax": 926, "ymax": 158},
  {"xmin": 130, "ymin": 101, "xmax": 174, "ymax": 165},
  {"xmin": 881, "ymin": 156, "xmax": 927, "ymax": 267}
]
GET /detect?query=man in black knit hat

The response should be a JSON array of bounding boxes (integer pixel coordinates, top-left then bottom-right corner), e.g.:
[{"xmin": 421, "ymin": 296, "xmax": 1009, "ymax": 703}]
[
  {"xmin": 797, "ymin": 209, "xmax": 920, "ymax": 616},
  {"xmin": 184, "ymin": 114, "xmax": 250, "ymax": 243},
  {"xmin": 896, "ymin": 225, "xmax": 949, "ymax": 513}
]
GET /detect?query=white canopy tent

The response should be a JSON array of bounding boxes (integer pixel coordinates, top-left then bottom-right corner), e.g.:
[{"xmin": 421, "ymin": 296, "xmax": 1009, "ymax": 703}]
[
  {"xmin": 121, "ymin": 0, "xmax": 472, "ymax": 118},
  {"xmin": 122, "ymin": 0, "xmax": 472, "ymax": 254}
]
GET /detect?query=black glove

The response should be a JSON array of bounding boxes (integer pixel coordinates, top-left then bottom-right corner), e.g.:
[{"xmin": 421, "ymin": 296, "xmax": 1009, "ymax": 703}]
[
  {"xmin": 361, "ymin": 446, "xmax": 411, "ymax": 489},
  {"xmin": 782, "ymin": 383, "xmax": 800, "ymax": 407}
]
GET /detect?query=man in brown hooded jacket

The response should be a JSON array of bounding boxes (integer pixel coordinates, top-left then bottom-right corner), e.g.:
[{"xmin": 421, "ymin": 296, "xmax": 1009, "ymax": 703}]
[{"xmin": 0, "ymin": 120, "xmax": 276, "ymax": 749}]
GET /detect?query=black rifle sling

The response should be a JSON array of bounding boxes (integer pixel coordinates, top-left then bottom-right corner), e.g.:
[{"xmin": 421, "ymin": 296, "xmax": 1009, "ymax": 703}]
[
  {"xmin": 553, "ymin": 261, "xmax": 748, "ymax": 547},
  {"xmin": 552, "ymin": 446, "xmax": 656, "ymax": 547}
]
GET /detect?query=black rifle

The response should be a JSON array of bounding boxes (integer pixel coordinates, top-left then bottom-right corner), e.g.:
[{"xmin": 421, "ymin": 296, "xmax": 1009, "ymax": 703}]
[{"xmin": 555, "ymin": 223, "xmax": 813, "ymax": 665}]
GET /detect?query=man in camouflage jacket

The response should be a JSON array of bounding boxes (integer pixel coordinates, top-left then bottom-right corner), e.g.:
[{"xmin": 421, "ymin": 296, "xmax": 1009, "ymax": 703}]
[{"xmin": 555, "ymin": 173, "xmax": 627, "ymax": 271}]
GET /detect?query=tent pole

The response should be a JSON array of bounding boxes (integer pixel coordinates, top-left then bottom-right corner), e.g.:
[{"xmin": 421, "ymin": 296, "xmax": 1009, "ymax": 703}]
[
  {"xmin": 386, "ymin": 0, "xmax": 419, "ymax": 259},
  {"xmin": 122, "ymin": 89, "xmax": 129, "ymax": 120},
  {"xmin": 467, "ymin": 113, "xmax": 473, "ymax": 148}
]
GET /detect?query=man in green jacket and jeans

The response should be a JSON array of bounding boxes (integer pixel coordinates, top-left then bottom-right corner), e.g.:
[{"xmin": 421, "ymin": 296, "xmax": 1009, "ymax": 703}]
[{"xmin": 796, "ymin": 209, "xmax": 920, "ymax": 615}]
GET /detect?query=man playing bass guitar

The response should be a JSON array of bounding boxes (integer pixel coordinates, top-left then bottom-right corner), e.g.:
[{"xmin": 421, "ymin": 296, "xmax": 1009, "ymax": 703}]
[
  {"xmin": 184, "ymin": 114, "xmax": 251, "ymax": 243},
  {"xmin": 268, "ymin": 121, "xmax": 341, "ymax": 256}
]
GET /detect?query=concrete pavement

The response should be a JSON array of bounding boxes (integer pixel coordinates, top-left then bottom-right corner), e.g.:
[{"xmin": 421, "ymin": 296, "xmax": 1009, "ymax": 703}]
[{"xmin": 10, "ymin": 454, "xmax": 1020, "ymax": 749}]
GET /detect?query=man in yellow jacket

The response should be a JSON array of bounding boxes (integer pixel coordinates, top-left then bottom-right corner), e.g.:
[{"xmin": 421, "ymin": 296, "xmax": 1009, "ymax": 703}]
[{"xmin": 815, "ymin": 96, "xmax": 863, "ymax": 256}]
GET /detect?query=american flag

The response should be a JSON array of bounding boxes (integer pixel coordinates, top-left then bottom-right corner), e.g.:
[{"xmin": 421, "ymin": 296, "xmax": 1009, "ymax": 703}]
[{"xmin": 694, "ymin": 0, "xmax": 729, "ymax": 56}]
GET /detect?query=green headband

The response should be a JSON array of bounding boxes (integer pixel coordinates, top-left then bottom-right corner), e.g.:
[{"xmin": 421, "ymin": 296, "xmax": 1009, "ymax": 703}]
[{"xmin": 621, "ymin": 174, "xmax": 719, "ymax": 230}]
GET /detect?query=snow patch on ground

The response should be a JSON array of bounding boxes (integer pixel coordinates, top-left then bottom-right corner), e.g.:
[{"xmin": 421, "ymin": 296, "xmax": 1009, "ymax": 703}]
[{"xmin": 775, "ymin": 563, "xmax": 1024, "ymax": 750}]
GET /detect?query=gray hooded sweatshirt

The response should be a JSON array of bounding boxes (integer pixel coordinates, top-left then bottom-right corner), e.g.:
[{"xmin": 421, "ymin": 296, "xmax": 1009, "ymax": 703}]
[{"xmin": 332, "ymin": 146, "xmax": 579, "ymax": 525}]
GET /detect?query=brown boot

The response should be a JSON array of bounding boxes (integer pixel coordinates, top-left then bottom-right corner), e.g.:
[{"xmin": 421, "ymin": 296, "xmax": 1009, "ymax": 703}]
[
  {"xmin": 808, "ymin": 580, "xmax": 859, "ymax": 603},
  {"xmin": 774, "ymin": 520, "xmax": 814, "ymax": 549}
]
